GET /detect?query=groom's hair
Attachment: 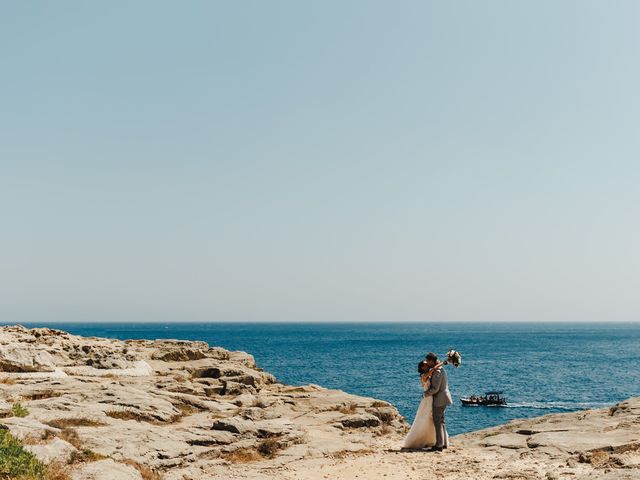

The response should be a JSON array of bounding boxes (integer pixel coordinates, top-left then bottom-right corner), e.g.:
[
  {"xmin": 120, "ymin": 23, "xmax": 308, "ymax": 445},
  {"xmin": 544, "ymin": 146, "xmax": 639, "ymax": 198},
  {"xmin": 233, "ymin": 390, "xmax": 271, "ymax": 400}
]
[{"xmin": 425, "ymin": 352, "xmax": 438, "ymax": 362}]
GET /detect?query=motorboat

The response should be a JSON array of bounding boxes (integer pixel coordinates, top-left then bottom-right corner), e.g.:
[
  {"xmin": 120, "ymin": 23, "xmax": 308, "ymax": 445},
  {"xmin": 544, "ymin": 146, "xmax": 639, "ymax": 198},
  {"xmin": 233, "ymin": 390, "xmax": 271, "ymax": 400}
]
[{"xmin": 460, "ymin": 391, "xmax": 507, "ymax": 406}]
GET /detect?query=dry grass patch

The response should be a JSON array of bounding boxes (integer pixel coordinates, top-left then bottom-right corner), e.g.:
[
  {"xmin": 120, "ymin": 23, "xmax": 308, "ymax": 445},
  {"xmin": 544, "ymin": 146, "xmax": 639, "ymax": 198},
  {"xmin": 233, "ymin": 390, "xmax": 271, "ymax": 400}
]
[
  {"xmin": 45, "ymin": 418, "xmax": 107, "ymax": 429},
  {"xmin": 221, "ymin": 448, "xmax": 262, "ymax": 463},
  {"xmin": 122, "ymin": 459, "xmax": 162, "ymax": 480},
  {"xmin": 368, "ymin": 408, "xmax": 395, "ymax": 425},
  {"xmin": 26, "ymin": 390, "xmax": 61, "ymax": 401},
  {"xmin": 44, "ymin": 461, "xmax": 72, "ymax": 480},
  {"xmin": 585, "ymin": 450, "xmax": 610, "ymax": 468},
  {"xmin": 58, "ymin": 428, "xmax": 80, "ymax": 449},
  {"xmin": 374, "ymin": 424, "xmax": 393, "ymax": 437},
  {"xmin": 107, "ymin": 409, "xmax": 176, "ymax": 425},
  {"xmin": 336, "ymin": 403, "xmax": 357, "ymax": 414},
  {"xmin": 614, "ymin": 442, "xmax": 640, "ymax": 454},
  {"xmin": 176, "ymin": 403, "xmax": 199, "ymax": 416},
  {"xmin": 46, "ymin": 423, "xmax": 107, "ymax": 465},
  {"xmin": 68, "ymin": 448, "xmax": 107, "ymax": 464},
  {"xmin": 105, "ymin": 409, "xmax": 147, "ymax": 422},
  {"xmin": 253, "ymin": 398, "xmax": 268, "ymax": 408},
  {"xmin": 256, "ymin": 438, "xmax": 282, "ymax": 458},
  {"xmin": 218, "ymin": 438, "xmax": 287, "ymax": 463},
  {"xmin": 173, "ymin": 374, "xmax": 188, "ymax": 383},
  {"xmin": 21, "ymin": 432, "xmax": 54, "ymax": 446},
  {"xmin": 166, "ymin": 402, "xmax": 203, "ymax": 423},
  {"xmin": 25, "ymin": 429, "xmax": 57, "ymax": 445},
  {"xmin": 330, "ymin": 448, "xmax": 375, "ymax": 459}
]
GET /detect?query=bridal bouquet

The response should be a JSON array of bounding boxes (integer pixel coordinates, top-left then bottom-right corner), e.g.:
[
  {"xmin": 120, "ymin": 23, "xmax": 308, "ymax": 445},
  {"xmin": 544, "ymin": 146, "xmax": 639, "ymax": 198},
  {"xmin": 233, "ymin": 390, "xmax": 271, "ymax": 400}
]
[{"xmin": 444, "ymin": 349, "xmax": 462, "ymax": 368}]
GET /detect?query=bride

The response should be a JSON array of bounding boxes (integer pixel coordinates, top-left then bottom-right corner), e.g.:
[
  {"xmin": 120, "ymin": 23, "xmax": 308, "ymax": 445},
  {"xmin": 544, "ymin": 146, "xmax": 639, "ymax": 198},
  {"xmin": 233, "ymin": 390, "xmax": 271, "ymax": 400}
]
[{"xmin": 402, "ymin": 360, "xmax": 438, "ymax": 449}]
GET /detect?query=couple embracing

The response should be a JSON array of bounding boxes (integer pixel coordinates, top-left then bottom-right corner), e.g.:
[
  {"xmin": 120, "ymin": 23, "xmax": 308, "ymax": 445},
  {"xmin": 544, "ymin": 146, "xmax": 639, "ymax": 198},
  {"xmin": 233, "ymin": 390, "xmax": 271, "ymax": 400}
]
[{"xmin": 402, "ymin": 352, "xmax": 453, "ymax": 451}]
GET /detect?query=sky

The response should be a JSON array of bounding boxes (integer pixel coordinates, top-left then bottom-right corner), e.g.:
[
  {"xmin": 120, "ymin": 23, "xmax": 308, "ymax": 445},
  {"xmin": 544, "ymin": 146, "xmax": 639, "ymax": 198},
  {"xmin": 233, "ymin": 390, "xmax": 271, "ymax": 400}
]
[{"xmin": 1, "ymin": 1, "xmax": 639, "ymax": 323}]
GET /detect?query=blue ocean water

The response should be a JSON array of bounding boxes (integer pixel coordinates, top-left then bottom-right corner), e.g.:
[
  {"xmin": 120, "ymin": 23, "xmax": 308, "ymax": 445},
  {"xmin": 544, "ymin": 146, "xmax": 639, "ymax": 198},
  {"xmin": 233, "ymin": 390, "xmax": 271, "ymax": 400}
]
[{"xmin": 15, "ymin": 322, "xmax": 640, "ymax": 436}]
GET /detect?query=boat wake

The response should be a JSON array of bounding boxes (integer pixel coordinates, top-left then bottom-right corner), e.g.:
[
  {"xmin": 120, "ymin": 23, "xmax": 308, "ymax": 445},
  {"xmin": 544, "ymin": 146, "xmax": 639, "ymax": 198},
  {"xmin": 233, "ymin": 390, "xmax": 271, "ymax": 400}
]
[{"xmin": 503, "ymin": 401, "xmax": 611, "ymax": 411}]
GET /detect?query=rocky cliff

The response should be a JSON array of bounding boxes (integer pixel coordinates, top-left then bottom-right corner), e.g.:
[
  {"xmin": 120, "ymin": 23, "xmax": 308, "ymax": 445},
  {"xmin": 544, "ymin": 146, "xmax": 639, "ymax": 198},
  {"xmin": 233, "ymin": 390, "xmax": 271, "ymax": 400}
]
[
  {"xmin": 0, "ymin": 325, "xmax": 405, "ymax": 479},
  {"xmin": 0, "ymin": 325, "xmax": 638, "ymax": 480}
]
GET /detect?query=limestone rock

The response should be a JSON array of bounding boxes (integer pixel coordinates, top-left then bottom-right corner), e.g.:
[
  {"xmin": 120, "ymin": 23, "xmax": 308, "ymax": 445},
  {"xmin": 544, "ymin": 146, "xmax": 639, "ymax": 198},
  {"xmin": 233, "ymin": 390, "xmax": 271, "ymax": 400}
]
[
  {"xmin": 95, "ymin": 385, "xmax": 182, "ymax": 422},
  {"xmin": 212, "ymin": 417, "xmax": 255, "ymax": 434},
  {"xmin": 71, "ymin": 459, "xmax": 143, "ymax": 480},
  {"xmin": 1, "ymin": 417, "xmax": 59, "ymax": 441},
  {"xmin": 526, "ymin": 429, "xmax": 638, "ymax": 453},
  {"xmin": 480, "ymin": 432, "xmax": 529, "ymax": 449},
  {"xmin": 63, "ymin": 360, "xmax": 153, "ymax": 377},
  {"xmin": 185, "ymin": 429, "xmax": 236, "ymax": 446},
  {"xmin": 150, "ymin": 341, "xmax": 209, "ymax": 362},
  {"xmin": 0, "ymin": 399, "xmax": 12, "ymax": 417},
  {"xmin": 25, "ymin": 438, "xmax": 77, "ymax": 464},
  {"xmin": 339, "ymin": 413, "xmax": 381, "ymax": 428},
  {"xmin": 0, "ymin": 345, "xmax": 56, "ymax": 372}
]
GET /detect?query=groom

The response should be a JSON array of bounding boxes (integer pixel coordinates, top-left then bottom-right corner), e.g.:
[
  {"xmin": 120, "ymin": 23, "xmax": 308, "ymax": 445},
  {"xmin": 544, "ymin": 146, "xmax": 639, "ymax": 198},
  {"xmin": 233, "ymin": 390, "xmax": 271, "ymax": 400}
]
[{"xmin": 423, "ymin": 352, "xmax": 453, "ymax": 452}]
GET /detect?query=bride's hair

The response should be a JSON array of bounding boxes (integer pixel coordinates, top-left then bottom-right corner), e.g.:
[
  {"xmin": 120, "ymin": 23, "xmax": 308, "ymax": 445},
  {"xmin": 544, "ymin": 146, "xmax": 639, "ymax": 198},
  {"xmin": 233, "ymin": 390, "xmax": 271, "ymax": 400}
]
[{"xmin": 418, "ymin": 360, "xmax": 429, "ymax": 374}]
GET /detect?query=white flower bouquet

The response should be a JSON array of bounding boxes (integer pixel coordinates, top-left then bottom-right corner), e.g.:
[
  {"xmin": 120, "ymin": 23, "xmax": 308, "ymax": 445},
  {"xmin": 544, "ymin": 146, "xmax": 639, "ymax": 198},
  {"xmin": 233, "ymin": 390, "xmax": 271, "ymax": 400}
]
[{"xmin": 443, "ymin": 349, "xmax": 462, "ymax": 368}]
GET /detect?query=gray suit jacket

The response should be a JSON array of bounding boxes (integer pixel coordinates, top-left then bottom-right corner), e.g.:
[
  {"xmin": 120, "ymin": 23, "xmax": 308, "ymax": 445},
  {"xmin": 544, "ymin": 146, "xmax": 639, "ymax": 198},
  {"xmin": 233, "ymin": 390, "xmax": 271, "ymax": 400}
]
[{"xmin": 423, "ymin": 367, "xmax": 453, "ymax": 407}]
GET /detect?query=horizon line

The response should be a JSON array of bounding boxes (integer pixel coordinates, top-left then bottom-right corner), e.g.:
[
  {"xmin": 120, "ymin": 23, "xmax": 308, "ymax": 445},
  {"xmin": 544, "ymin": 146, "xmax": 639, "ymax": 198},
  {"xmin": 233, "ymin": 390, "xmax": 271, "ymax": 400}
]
[{"xmin": 3, "ymin": 319, "xmax": 639, "ymax": 325}]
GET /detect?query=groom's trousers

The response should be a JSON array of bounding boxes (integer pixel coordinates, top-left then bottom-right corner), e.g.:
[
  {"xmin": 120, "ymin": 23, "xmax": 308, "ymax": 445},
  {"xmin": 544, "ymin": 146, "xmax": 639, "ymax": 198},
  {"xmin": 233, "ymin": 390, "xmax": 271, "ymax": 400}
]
[{"xmin": 432, "ymin": 406, "xmax": 448, "ymax": 448}]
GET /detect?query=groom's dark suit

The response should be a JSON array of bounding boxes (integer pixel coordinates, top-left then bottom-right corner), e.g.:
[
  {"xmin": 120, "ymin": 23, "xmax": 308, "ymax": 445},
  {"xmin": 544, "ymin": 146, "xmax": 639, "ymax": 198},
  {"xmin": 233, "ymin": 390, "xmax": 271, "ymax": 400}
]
[{"xmin": 423, "ymin": 367, "xmax": 453, "ymax": 448}]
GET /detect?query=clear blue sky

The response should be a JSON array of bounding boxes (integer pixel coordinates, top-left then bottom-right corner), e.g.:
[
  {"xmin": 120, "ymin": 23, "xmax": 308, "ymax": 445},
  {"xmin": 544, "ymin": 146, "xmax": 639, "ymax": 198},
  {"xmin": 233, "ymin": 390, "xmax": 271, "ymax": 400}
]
[{"xmin": 2, "ymin": 1, "xmax": 639, "ymax": 322}]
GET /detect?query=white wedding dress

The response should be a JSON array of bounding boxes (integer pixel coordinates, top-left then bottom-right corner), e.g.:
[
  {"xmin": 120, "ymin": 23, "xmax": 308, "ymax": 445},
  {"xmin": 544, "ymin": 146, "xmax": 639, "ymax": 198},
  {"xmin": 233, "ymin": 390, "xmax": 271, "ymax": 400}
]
[{"xmin": 402, "ymin": 375, "xmax": 437, "ymax": 449}]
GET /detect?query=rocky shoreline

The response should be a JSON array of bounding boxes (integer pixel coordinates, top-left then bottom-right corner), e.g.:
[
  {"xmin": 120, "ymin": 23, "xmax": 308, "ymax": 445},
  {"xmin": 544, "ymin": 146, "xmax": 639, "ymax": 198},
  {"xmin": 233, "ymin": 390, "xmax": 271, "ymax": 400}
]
[{"xmin": 0, "ymin": 325, "xmax": 637, "ymax": 480}]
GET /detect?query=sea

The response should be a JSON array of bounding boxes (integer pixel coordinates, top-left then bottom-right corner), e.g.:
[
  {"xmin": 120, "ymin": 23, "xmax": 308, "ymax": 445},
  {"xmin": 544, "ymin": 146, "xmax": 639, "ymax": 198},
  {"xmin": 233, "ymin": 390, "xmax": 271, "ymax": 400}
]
[{"xmin": 14, "ymin": 322, "xmax": 640, "ymax": 436}]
